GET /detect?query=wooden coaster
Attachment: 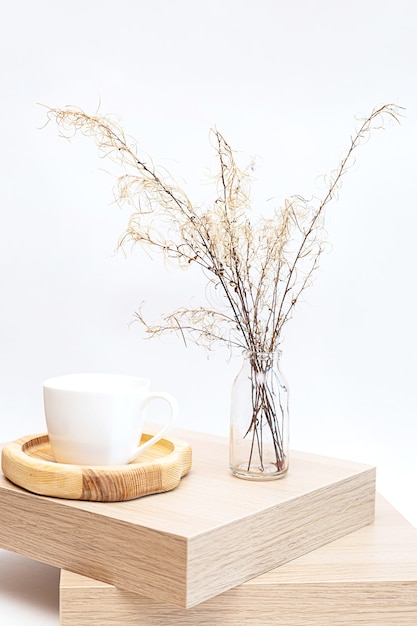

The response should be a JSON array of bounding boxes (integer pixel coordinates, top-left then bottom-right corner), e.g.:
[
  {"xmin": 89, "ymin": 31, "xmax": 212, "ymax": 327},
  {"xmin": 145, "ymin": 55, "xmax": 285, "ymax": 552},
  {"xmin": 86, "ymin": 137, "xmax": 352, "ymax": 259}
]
[{"xmin": 1, "ymin": 433, "xmax": 192, "ymax": 502}]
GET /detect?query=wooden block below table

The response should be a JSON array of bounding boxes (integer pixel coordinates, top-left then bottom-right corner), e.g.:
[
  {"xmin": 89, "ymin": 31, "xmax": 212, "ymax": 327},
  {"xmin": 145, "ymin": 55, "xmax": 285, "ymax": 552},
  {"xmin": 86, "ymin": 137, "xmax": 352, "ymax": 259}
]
[
  {"xmin": 0, "ymin": 429, "xmax": 375, "ymax": 608},
  {"xmin": 60, "ymin": 495, "xmax": 417, "ymax": 626}
]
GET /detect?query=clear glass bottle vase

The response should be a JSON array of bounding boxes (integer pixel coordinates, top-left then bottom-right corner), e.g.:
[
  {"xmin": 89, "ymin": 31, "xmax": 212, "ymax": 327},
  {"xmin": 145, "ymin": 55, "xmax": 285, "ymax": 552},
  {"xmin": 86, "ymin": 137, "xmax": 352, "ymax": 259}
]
[{"xmin": 229, "ymin": 350, "xmax": 289, "ymax": 480}]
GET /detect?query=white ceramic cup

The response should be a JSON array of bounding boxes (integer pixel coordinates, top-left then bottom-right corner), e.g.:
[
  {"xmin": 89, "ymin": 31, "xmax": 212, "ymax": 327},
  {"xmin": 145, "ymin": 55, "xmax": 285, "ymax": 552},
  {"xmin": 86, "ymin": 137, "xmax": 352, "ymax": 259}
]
[{"xmin": 43, "ymin": 373, "xmax": 179, "ymax": 465}]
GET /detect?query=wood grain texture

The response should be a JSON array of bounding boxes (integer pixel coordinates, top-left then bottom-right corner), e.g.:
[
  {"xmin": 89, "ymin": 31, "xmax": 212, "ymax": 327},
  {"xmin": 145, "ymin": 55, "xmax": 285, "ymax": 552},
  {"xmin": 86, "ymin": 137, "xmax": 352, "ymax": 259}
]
[
  {"xmin": 1, "ymin": 433, "xmax": 192, "ymax": 501},
  {"xmin": 0, "ymin": 428, "xmax": 375, "ymax": 608},
  {"xmin": 59, "ymin": 495, "xmax": 417, "ymax": 625}
]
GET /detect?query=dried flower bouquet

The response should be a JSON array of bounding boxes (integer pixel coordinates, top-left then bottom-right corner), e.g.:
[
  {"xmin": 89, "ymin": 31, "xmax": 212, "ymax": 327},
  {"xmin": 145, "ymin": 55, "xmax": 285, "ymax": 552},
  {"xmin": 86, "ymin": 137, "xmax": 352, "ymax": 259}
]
[{"xmin": 45, "ymin": 103, "xmax": 401, "ymax": 476}]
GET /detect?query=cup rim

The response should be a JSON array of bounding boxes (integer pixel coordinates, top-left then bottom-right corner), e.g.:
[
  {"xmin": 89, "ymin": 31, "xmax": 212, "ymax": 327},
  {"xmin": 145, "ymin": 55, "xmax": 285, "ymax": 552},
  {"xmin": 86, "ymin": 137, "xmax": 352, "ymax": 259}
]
[{"xmin": 43, "ymin": 373, "xmax": 151, "ymax": 393}]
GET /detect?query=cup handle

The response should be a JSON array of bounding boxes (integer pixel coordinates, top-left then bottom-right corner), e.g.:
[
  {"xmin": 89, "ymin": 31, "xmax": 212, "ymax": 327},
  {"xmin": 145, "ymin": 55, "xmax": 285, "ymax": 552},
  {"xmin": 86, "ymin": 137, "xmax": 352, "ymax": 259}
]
[{"xmin": 131, "ymin": 391, "xmax": 179, "ymax": 459}]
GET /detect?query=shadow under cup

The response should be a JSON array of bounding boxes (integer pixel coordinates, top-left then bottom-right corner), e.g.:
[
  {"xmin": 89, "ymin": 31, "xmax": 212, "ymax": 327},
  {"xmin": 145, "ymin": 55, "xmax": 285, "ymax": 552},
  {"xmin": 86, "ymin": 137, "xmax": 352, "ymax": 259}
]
[{"xmin": 43, "ymin": 373, "xmax": 179, "ymax": 466}]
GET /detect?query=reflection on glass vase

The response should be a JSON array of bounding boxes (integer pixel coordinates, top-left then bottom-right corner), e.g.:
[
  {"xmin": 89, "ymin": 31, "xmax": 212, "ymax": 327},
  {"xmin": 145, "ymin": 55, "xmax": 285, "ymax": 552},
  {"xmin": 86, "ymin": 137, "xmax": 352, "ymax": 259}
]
[{"xmin": 230, "ymin": 350, "xmax": 289, "ymax": 480}]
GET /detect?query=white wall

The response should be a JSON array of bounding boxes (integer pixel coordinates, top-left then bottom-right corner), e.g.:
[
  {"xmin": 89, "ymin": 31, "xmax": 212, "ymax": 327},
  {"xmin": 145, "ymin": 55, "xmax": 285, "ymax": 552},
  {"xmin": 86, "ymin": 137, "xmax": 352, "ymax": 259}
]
[{"xmin": 1, "ymin": 0, "xmax": 416, "ymax": 528}]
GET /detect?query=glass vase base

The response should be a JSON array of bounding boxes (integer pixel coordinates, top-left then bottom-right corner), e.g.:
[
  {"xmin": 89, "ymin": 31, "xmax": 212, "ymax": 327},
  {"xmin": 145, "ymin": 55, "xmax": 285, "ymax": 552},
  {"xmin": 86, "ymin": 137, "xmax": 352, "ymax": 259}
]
[{"xmin": 230, "ymin": 462, "xmax": 288, "ymax": 481}]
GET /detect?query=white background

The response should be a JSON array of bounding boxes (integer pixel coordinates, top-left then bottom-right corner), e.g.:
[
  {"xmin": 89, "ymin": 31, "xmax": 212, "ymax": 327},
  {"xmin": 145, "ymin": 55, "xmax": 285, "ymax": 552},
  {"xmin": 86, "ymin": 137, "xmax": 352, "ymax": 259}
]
[{"xmin": 1, "ymin": 1, "xmax": 416, "ymax": 623}]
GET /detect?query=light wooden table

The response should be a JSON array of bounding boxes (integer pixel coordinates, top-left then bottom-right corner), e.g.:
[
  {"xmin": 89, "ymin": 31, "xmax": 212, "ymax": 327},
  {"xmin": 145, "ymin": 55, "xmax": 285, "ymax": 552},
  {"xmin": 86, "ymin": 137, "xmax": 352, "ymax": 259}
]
[
  {"xmin": 0, "ymin": 429, "xmax": 375, "ymax": 608},
  {"xmin": 0, "ymin": 427, "xmax": 416, "ymax": 624},
  {"xmin": 60, "ymin": 494, "xmax": 417, "ymax": 625}
]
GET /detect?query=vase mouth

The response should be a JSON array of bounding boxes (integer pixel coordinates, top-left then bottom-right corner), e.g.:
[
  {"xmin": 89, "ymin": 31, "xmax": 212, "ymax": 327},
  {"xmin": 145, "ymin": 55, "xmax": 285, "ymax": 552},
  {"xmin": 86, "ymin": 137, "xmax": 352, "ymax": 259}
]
[{"xmin": 243, "ymin": 349, "xmax": 282, "ymax": 359}]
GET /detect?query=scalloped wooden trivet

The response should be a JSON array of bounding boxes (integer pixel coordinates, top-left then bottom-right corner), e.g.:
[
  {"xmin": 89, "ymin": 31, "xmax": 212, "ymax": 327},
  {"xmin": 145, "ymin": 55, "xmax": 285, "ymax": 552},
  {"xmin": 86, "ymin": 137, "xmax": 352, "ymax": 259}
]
[{"xmin": 1, "ymin": 433, "xmax": 192, "ymax": 502}]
